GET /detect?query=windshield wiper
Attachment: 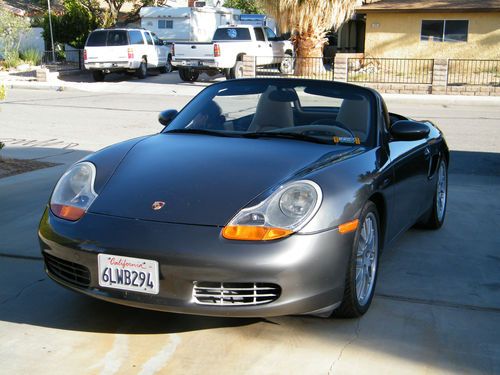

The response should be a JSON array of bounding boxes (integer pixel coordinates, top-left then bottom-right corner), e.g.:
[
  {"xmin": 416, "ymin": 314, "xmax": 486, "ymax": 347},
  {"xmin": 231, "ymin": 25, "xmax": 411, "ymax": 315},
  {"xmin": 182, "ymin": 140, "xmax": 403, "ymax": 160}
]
[
  {"xmin": 165, "ymin": 128, "xmax": 233, "ymax": 137},
  {"xmin": 242, "ymin": 132, "xmax": 332, "ymax": 144}
]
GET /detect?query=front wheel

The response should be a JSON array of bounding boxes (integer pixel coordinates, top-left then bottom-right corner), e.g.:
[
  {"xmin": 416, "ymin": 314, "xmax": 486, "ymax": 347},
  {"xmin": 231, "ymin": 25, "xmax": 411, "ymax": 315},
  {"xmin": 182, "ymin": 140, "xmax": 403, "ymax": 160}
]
[
  {"xmin": 420, "ymin": 158, "xmax": 448, "ymax": 229},
  {"xmin": 159, "ymin": 58, "xmax": 172, "ymax": 74},
  {"xmin": 333, "ymin": 201, "xmax": 380, "ymax": 318}
]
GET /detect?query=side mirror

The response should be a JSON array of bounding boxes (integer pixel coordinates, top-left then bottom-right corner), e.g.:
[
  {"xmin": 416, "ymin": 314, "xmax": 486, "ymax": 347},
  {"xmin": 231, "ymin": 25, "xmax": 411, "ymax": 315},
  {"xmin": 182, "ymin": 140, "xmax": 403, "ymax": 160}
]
[
  {"xmin": 158, "ymin": 109, "xmax": 178, "ymax": 127},
  {"xmin": 391, "ymin": 120, "xmax": 430, "ymax": 141}
]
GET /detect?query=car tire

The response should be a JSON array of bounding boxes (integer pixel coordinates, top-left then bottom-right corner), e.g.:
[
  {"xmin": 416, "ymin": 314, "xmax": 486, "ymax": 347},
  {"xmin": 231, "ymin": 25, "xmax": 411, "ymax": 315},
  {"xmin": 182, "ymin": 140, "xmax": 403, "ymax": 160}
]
[
  {"xmin": 227, "ymin": 60, "xmax": 244, "ymax": 80},
  {"xmin": 137, "ymin": 60, "xmax": 147, "ymax": 79},
  {"xmin": 333, "ymin": 201, "xmax": 380, "ymax": 318},
  {"xmin": 420, "ymin": 158, "xmax": 448, "ymax": 229},
  {"xmin": 159, "ymin": 59, "xmax": 172, "ymax": 74},
  {"xmin": 92, "ymin": 70, "xmax": 105, "ymax": 82},
  {"xmin": 178, "ymin": 68, "xmax": 199, "ymax": 82},
  {"xmin": 279, "ymin": 54, "xmax": 294, "ymax": 75}
]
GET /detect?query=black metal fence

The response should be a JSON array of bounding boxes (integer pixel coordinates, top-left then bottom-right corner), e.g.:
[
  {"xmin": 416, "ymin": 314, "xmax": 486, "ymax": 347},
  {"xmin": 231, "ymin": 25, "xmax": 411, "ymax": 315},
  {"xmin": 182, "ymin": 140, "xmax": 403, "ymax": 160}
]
[
  {"xmin": 347, "ymin": 58, "xmax": 434, "ymax": 84},
  {"xmin": 255, "ymin": 56, "xmax": 334, "ymax": 80},
  {"xmin": 447, "ymin": 59, "xmax": 500, "ymax": 86},
  {"xmin": 42, "ymin": 49, "xmax": 83, "ymax": 71}
]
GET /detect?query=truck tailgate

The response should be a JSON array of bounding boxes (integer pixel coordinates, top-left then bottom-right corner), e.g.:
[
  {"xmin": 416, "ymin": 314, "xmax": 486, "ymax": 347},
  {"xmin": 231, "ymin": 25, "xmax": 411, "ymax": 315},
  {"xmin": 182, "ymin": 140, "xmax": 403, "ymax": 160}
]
[{"xmin": 174, "ymin": 43, "xmax": 214, "ymax": 60}]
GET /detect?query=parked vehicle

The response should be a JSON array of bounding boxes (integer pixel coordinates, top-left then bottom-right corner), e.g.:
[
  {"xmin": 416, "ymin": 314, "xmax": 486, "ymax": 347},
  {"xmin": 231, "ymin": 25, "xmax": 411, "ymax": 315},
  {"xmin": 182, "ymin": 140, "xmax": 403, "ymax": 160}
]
[
  {"xmin": 39, "ymin": 78, "xmax": 449, "ymax": 318},
  {"xmin": 140, "ymin": 6, "xmax": 241, "ymax": 42},
  {"xmin": 172, "ymin": 25, "xmax": 294, "ymax": 81},
  {"xmin": 84, "ymin": 28, "xmax": 170, "ymax": 82}
]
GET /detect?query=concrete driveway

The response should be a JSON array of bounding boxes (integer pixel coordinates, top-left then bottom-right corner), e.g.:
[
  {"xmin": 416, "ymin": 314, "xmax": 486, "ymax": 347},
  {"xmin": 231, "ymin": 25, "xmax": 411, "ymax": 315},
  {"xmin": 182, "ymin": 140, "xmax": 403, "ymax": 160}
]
[{"xmin": 0, "ymin": 88, "xmax": 499, "ymax": 374}]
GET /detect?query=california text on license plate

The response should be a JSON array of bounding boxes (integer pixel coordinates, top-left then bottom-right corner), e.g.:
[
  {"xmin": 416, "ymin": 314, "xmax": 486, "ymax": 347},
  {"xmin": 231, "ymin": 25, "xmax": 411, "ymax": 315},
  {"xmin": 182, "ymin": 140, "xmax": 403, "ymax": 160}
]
[{"xmin": 98, "ymin": 254, "xmax": 159, "ymax": 294}]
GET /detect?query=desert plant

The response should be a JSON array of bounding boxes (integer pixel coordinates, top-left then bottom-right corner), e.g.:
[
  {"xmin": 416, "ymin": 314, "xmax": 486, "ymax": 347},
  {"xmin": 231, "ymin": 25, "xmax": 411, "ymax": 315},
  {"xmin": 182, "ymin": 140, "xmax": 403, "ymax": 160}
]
[
  {"xmin": 0, "ymin": 8, "xmax": 31, "ymax": 63},
  {"xmin": 0, "ymin": 84, "xmax": 5, "ymax": 100},
  {"xmin": 20, "ymin": 48, "xmax": 43, "ymax": 66},
  {"xmin": 2, "ymin": 51, "xmax": 22, "ymax": 69}
]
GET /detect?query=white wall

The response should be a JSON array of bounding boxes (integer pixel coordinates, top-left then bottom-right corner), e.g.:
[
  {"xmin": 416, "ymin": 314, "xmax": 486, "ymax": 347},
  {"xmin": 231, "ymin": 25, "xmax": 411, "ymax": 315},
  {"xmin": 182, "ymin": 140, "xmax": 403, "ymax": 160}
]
[{"xmin": 0, "ymin": 27, "xmax": 45, "ymax": 58}]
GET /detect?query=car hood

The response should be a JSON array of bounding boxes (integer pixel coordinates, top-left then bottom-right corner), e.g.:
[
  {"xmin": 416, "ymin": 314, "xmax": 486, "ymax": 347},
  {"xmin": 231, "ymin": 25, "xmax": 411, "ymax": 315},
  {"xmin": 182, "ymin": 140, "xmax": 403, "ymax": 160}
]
[{"xmin": 89, "ymin": 133, "xmax": 358, "ymax": 226}]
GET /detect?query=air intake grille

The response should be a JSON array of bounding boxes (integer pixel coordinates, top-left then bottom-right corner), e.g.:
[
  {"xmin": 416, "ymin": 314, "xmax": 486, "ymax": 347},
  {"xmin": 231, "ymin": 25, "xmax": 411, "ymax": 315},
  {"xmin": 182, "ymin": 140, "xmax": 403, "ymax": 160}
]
[
  {"xmin": 44, "ymin": 253, "xmax": 91, "ymax": 288},
  {"xmin": 193, "ymin": 282, "xmax": 280, "ymax": 306}
]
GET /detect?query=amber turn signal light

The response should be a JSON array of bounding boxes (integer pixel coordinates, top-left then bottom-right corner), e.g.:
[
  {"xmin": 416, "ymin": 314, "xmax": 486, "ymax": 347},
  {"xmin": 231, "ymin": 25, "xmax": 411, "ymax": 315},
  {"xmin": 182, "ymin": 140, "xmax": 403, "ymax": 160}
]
[
  {"xmin": 338, "ymin": 219, "xmax": 359, "ymax": 234},
  {"xmin": 222, "ymin": 226, "xmax": 293, "ymax": 241},
  {"xmin": 50, "ymin": 204, "xmax": 86, "ymax": 221}
]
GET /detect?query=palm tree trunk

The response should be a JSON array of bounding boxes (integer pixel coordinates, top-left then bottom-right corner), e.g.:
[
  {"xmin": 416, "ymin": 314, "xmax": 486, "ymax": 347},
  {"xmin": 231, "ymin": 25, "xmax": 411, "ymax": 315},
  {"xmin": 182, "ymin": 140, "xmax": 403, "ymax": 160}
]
[{"xmin": 293, "ymin": 27, "xmax": 326, "ymax": 77}]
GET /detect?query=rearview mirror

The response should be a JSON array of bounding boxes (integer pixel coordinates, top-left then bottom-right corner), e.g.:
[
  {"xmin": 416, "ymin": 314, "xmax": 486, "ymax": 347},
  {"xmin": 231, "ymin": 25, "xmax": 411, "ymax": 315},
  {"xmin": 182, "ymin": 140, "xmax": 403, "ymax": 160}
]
[
  {"xmin": 159, "ymin": 109, "xmax": 178, "ymax": 127},
  {"xmin": 391, "ymin": 120, "xmax": 430, "ymax": 141}
]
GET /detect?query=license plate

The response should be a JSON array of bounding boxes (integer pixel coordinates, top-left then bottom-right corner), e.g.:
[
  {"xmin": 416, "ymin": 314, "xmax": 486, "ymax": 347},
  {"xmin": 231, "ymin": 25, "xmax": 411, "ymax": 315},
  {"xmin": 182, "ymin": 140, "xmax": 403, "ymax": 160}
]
[
  {"xmin": 98, "ymin": 254, "xmax": 159, "ymax": 294},
  {"xmin": 187, "ymin": 60, "xmax": 199, "ymax": 66}
]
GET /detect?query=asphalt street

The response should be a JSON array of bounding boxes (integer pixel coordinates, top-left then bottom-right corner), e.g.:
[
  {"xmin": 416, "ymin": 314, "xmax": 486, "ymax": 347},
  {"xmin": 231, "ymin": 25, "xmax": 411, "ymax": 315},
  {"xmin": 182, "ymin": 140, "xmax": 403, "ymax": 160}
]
[{"xmin": 0, "ymin": 81, "xmax": 499, "ymax": 374}]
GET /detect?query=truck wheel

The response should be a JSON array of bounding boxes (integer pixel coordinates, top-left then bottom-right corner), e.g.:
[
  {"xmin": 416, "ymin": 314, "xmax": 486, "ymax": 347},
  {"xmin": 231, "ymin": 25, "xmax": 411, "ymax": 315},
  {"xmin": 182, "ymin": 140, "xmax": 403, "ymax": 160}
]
[
  {"xmin": 137, "ymin": 60, "xmax": 147, "ymax": 79},
  {"xmin": 279, "ymin": 54, "xmax": 294, "ymax": 75},
  {"xmin": 179, "ymin": 68, "xmax": 198, "ymax": 82},
  {"xmin": 92, "ymin": 70, "xmax": 105, "ymax": 82},
  {"xmin": 159, "ymin": 58, "xmax": 172, "ymax": 74},
  {"xmin": 227, "ymin": 61, "xmax": 244, "ymax": 80}
]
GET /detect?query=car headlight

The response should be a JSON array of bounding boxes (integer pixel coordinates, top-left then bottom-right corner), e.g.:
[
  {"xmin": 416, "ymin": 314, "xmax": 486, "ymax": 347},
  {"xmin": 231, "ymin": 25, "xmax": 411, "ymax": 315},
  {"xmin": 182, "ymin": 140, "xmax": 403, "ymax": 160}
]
[
  {"xmin": 50, "ymin": 162, "xmax": 98, "ymax": 221},
  {"xmin": 222, "ymin": 180, "xmax": 322, "ymax": 241}
]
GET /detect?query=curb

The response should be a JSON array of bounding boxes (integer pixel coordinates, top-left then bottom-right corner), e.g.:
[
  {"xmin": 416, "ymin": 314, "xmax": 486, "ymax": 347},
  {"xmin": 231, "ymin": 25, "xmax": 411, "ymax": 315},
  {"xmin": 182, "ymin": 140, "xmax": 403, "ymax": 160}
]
[{"xmin": 2, "ymin": 80, "xmax": 76, "ymax": 92}]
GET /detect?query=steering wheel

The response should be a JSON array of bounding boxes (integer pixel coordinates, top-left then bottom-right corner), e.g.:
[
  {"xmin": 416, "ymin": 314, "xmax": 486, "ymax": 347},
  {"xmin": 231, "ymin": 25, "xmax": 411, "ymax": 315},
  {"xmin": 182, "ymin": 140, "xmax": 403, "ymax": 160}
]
[{"xmin": 301, "ymin": 122, "xmax": 355, "ymax": 138}]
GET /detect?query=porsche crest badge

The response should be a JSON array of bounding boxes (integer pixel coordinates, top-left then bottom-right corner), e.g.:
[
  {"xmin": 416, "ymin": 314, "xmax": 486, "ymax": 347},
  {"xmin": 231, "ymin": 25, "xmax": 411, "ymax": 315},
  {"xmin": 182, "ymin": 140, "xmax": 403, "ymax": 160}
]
[{"xmin": 152, "ymin": 201, "xmax": 165, "ymax": 211}]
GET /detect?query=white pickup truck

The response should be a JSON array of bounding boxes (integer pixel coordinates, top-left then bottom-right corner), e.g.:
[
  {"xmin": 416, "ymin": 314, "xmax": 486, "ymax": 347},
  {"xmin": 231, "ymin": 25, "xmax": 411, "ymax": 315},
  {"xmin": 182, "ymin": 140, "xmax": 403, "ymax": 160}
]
[
  {"xmin": 84, "ymin": 28, "xmax": 171, "ymax": 81},
  {"xmin": 171, "ymin": 25, "xmax": 294, "ymax": 81}
]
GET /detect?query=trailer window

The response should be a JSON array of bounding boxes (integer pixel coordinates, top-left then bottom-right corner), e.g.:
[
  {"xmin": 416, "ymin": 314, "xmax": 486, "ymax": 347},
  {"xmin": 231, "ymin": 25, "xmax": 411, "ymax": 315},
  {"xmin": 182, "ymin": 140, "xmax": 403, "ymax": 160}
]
[
  {"xmin": 213, "ymin": 28, "xmax": 251, "ymax": 41},
  {"xmin": 159, "ymin": 20, "xmax": 173, "ymax": 29}
]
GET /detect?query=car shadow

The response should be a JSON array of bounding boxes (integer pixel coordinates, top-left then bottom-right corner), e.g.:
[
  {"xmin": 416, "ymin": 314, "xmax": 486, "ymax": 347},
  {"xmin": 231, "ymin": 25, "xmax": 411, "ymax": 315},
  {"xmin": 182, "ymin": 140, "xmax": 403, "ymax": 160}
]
[{"xmin": 57, "ymin": 70, "xmax": 224, "ymax": 85}]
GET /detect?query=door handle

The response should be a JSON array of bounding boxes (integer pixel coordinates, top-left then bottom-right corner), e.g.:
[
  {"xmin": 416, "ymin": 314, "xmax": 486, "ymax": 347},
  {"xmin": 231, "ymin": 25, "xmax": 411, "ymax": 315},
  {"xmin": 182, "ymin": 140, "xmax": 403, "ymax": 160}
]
[{"xmin": 424, "ymin": 147, "xmax": 431, "ymax": 159}]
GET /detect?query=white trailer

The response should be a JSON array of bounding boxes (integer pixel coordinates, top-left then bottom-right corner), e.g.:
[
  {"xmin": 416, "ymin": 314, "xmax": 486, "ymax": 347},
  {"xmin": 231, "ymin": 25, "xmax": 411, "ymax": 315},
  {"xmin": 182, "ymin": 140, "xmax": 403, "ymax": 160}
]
[{"xmin": 140, "ymin": 6, "xmax": 241, "ymax": 42}]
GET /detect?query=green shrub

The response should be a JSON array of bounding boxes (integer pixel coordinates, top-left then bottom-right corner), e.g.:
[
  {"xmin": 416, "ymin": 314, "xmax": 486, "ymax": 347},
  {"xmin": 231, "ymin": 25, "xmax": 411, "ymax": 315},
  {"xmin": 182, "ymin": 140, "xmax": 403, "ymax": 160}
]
[
  {"xmin": 20, "ymin": 48, "xmax": 43, "ymax": 66},
  {"xmin": 2, "ymin": 52, "xmax": 22, "ymax": 69}
]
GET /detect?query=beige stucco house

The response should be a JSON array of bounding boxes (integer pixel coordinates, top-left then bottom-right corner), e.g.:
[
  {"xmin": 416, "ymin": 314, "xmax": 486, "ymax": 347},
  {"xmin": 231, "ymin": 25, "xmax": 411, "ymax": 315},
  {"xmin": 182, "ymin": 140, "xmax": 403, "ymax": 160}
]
[{"xmin": 357, "ymin": 0, "xmax": 500, "ymax": 59}]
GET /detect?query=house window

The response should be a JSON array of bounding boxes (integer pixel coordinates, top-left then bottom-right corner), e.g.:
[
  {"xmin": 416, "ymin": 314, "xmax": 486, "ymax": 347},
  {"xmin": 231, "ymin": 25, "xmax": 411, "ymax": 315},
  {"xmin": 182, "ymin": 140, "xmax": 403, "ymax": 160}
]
[
  {"xmin": 421, "ymin": 20, "xmax": 468, "ymax": 42},
  {"xmin": 158, "ymin": 20, "xmax": 173, "ymax": 29}
]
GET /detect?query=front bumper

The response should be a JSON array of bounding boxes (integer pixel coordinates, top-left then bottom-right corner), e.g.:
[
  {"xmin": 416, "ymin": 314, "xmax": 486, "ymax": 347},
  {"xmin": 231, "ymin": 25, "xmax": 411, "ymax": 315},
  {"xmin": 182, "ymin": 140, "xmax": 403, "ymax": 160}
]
[{"xmin": 39, "ymin": 209, "xmax": 353, "ymax": 317}]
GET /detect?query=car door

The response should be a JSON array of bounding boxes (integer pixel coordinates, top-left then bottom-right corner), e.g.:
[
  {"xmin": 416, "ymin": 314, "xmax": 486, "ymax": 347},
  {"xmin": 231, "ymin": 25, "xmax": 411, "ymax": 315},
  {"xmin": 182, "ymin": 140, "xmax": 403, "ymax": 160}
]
[
  {"xmin": 253, "ymin": 27, "xmax": 273, "ymax": 65},
  {"xmin": 265, "ymin": 27, "xmax": 285, "ymax": 63},
  {"xmin": 144, "ymin": 31, "xmax": 159, "ymax": 67},
  {"xmin": 386, "ymin": 122, "xmax": 433, "ymax": 240},
  {"xmin": 151, "ymin": 32, "xmax": 166, "ymax": 66}
]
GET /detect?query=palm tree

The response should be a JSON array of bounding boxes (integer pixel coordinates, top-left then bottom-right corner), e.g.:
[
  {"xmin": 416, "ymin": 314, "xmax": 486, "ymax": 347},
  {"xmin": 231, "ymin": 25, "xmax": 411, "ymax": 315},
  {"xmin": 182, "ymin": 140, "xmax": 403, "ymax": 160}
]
[{"xmin": 259, "ymin": 0, "xmax": 359, "ymax": 75}]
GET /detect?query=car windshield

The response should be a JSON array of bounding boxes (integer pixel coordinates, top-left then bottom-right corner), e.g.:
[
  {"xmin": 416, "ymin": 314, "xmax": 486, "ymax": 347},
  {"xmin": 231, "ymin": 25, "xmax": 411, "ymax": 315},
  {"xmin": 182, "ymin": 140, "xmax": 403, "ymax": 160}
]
[{"xmin": 164, "ymin": 79, "xmax": 375, "ymax": 146}]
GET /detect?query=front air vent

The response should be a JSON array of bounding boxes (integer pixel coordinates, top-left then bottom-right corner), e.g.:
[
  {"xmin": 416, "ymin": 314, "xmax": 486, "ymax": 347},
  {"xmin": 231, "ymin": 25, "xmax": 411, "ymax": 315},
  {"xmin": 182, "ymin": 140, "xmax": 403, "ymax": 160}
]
[
  {"xmin": 193, "ymin": 282, "xmax": 280, "ymax": 306},
  {"xmin": 44, "ymin": 253, "xmax": 91, "ymax": 288}
]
